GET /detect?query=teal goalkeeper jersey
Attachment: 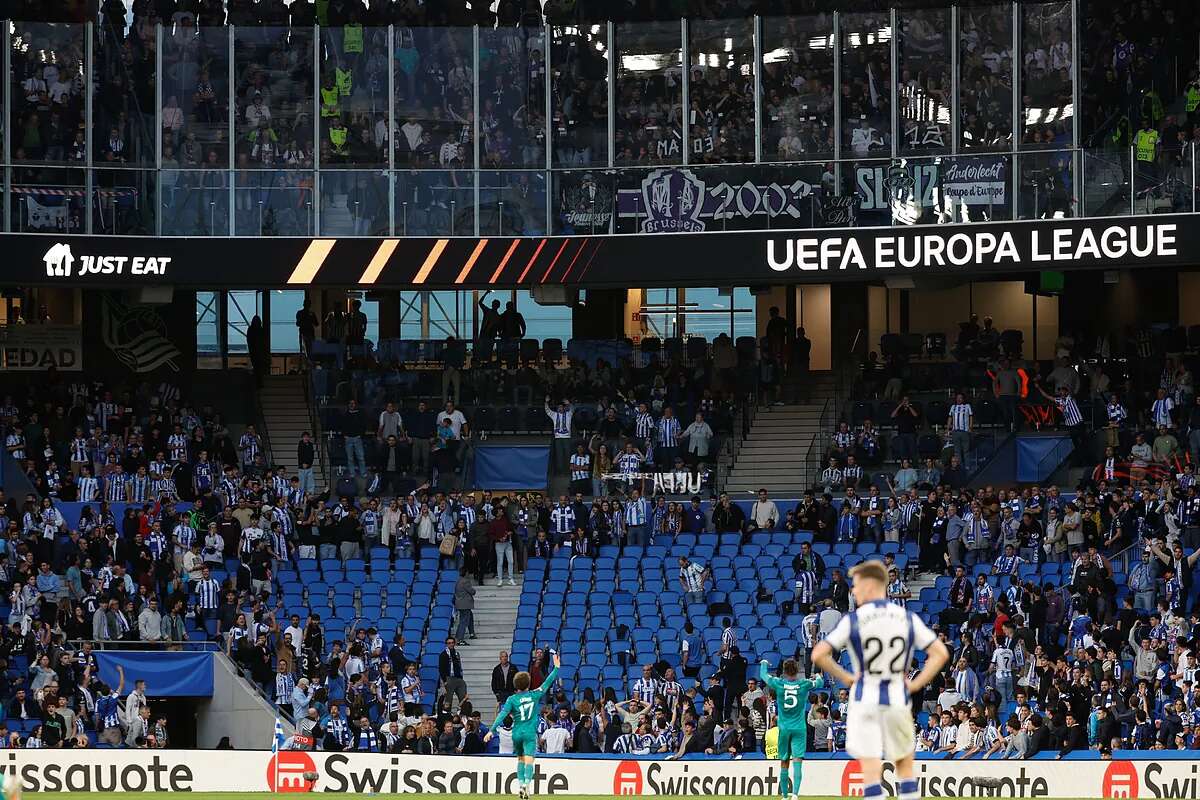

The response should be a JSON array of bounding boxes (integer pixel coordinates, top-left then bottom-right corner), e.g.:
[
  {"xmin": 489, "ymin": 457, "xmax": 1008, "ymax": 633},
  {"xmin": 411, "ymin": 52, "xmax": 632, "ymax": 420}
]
[
  {"xmin": 760, "ymin": 662, "xmax": 823, "ymax": 730},
  {"xmin": 491, "ymin": 666, "xmax": 560, "ymax": 737}
]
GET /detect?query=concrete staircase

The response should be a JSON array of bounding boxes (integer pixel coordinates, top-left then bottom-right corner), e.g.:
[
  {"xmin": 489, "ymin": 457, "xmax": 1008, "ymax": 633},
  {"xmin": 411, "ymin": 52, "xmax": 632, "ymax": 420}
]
[
  {"xmin": 723, "ymin": 375, "xmax": 838, "ymax": 497},
  {"xmin": 456, "ymin": 574, "xmax": 524, "ymax": 716},
  {"xmin": 259, "ymin": 374, "xmax": 326, "ymax": 486}
]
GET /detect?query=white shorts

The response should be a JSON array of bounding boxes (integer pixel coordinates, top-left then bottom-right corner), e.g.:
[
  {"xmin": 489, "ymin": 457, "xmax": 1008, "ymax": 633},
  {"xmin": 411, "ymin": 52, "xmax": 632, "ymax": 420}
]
[{"xmin": 846, "ymin": 703, "xmax": 916, "ymax": 761}]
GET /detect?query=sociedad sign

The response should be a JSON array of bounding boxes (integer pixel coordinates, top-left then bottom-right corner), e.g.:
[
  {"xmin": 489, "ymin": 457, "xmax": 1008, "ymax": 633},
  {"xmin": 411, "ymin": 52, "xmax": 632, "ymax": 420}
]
[
  {"xmin": 0, "ymin": 324, "xmax": 83, "ymax": 371},
  {"xmin": 5, "ymin": 749, "xmax": 1200, "ymax": 797}
]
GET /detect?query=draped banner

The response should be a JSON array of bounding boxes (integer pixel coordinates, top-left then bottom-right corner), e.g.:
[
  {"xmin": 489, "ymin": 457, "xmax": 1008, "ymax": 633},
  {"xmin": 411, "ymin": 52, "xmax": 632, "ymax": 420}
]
[
  {"xmin": 474, "ymin": 445, "xmax": 549, "ymax": 490},
  {"xmin": 95, "ymin": 652, "xmax": 214, "ymax": 697}
]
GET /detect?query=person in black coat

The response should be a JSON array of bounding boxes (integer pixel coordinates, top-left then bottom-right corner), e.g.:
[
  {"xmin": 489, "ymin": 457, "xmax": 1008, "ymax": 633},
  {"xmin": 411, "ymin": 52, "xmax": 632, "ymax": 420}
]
[
  {"xmin": 572, "ymin": 716, "xmax": 599, "ymax": 752},
  {"xmin": 1024, "ymin": 714, "xmax": 1051, "ymax": 756},
  {"xmin": 1056, "ymin": 712, "xmax": 1088, "ymax": 758},
  {"xmin": 491, "ymin": 651, "xmax": 517, "ymax": 708}
]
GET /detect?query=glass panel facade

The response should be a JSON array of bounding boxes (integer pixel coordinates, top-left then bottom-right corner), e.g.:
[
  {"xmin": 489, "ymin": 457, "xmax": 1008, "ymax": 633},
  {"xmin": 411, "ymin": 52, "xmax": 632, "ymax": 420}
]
[
  {"xmin": 687, "ymin": 18, "xmax": 754, "ymax": 164},
  {"xmin": 319, "ymin": 27, "xmax": 387, "ymax": 168},
  {"xmin": 10, "ymin": 23, "xmax": 85, "ymax": 165},
  {"xmin": 270, "ymin": 290, "xmax": 306, "ymax": 353},
  {"xmin": 958, "ymin": 5, "xmax": 1014, "ymax": 151},
  {"xmin": 166, "ymin": 27, "xmax": 231, "ymax": 169},
  {"xmin": 551, "ymin": 24, "xmax": 608, "ymax": 167},
  {"xmin": 897, "ymin": 8, "xmax": 951, "ymax": 154},
  {"xmin": 840, "ymin": 12, "xmax": 892, "ymax": 158},
  {"xmin": 1020, "ymin": 2, "xmax": 1073, "ymax": 149},
  {"xmin": 615, "ymin": 21, "xmax": 683, "ymax": 165},
  {"xmin": 480, "ymin": 26, "xmax": 546, "ymax": 169},
  {"xmin": 0, "ymin": 15, "xmax": 1183, "ymax": 236},
  {"xmin": 761, "ymin": 15, "xmax": 835, "ymax": 162},
  {"xmin": 394, "ymin": 27, "xmax": 474, "ymax": 169},
  {"xmin": 234, "ymin": 169, "xmax": 315, "ymax": 235},
  {"xmin": 236, "ymin": 25, "xmax": 314, "ymax": 171}
]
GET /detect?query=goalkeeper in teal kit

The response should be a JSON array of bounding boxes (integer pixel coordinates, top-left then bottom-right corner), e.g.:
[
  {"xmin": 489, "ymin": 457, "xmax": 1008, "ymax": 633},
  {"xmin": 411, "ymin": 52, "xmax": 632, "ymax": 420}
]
[
  {"xmin": 485, "ymin": 651, "xmax": 560, "ymax": 800},
  {"xmin": 761, "ymin": 658, "xmax": 823, "ymax": 800}
]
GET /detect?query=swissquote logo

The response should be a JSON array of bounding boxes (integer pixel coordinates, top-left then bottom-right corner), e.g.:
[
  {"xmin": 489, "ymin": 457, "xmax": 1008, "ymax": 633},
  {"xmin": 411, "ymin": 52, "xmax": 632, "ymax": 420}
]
[
  {"xmin": 613, "ymin": 760, "xmax": 644, "ymax": 795},
  {"xmin": 266, "ymin": 750, "xmax": 317, "ymax": 792},
  {"xmin": 842, "ymin": 760, "xmax": 865, "ymax": 796},
  {"xmin": 1102, "ymin": 760, "xmax": 1139, "ymax": 798},
  {"xmin": 42, "ymin": 242, "xmax": 171, "ymax": 278}
]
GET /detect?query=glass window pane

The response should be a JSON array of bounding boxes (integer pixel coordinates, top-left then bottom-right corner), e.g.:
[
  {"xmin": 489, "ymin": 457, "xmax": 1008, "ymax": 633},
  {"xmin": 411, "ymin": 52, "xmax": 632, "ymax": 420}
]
[
  {"xmin": 480, "ymin": 170, "xmax": 547, "ymax": 235},
  {"xmin": 762, "ymin": 14, "xmax": 835, "ymax": 162},
  {"xmin": 10, "ymin": 23, "xmax": 86, "ymax": 165},
  {"xmin": 732, "ymin": 287, "xmax": 756, "ymax": 339},
  {"xmin": 12, "ymin": 167, "xmax": 83, "ymax": 232},
  {"xmin": 427, "ymin": 291, "xmax": 467, "ymax": 339},
  {"xmin": 318, "ymin": 169, "xmax": 389, "ymax": 235},
  {"xmin": 640, "ymin": 288, "xmax": 678, "ymax": 339},
  {"xmin": 680, "ymin": 287, "xmax": 732, "ymax": 340},
  {"xmin": 551, "ymin": 24, "xmax": 609, "ymax": 167},
  {"xmin": 516, "ymin": 291, "xmax": 572, "ymax": 343},
  {"xmin": 840, "ymin": 13, "xmax": 892, "ymax": 157},
  {"xmin": 687, "ymin": 19, "xmax": 754, "ymax": 164},
  {"xmin": 270, "ymin": 290, "xmax": 306, "ymax": 353},
  {"xmin": 958, "ymin": 6, "xmax": 1014, "ymax": 151},
  {"xmin": 92, "ymin": 168, "xmax": 156, "ymax": 234},
  {"xmin": 160, "ymin": 169, "xmax": 229, "ymax": 235},
  {"xmin": 395, "ymin": 27, "xmax": 474, "ymax": 168},
  {"xmin": 394, "ymin": 170, "xmax": 474, "ymax": 236},
  {"xmin": 162, "ymin": 27, "xmax": 231, "ymax": 169},
  {"xmin": 94, "ymin": 18, "xmax": 154, "ymax": 166},
  {"xmin": 318, "ymin": 27, "xmax": 387, "ymax": 168},
  {"xmin": 398, "ymin": 292, "xmax": 423, "ymax": 340},
  {"xmin": 196, "ymin": 291, "xmax": 221, "ymax": 367},
  {"xmin": 226, "ymin": 291, "xmax": 262, "ymax": 355},
  {"xmin": 615, "ymin": 21, "xmax": 683, "ymax": 165},
  {"xmin": 1020, "ymin": 3, "xmax": 1073, "ymax": 149},
  {"xmin": 480, "ymin": 27, "xmax": 546, "ymax": 169},
  {"xmin": 234, "ymin": 169, "xmax": 315, "ymax": 235},
  {"xmin": 897, "ymin": 8, "xmax": 951, "ymax": 154},
  {"xmin": 234, "ymin": 27, "xmax": 315, "ymax": 170}
]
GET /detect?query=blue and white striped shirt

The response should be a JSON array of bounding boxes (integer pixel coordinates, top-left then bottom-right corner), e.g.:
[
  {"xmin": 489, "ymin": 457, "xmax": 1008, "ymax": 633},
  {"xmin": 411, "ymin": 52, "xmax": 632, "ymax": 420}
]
[
  {"xmin": 1055, "ymin": 395, "xmax": 1084, "ymax": 427},
  {"xmin": 657, "ymin": 416, "xmax": 680, "ymax": 447},
  {"xmin": 948, "ymin": 403, "xmax": 973, "ymax": 432},
  {"xmin": 625, "ymin": 498, "xmax": 648, "ymax": 526}
]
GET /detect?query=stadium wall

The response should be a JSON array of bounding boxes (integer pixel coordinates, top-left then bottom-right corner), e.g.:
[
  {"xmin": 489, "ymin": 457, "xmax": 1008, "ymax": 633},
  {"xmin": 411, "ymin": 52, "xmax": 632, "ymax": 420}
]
[{"xmin": 3, "ymin": 748, "xmax": 1189, "ymax": 797}]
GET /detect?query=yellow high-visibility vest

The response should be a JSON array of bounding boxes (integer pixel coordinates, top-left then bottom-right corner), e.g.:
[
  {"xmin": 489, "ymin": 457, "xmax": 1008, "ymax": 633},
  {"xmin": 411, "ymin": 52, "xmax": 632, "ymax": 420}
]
[
  {"xmin": 320, "ymin": 85, "xmax": 340, "ymax": 117},
  {"xmin": 344, "ymin": 24, "xmax": 363, "ymax": 54},
  {"xmin": 1135, "ymin": 129, "xmax": 1158, "ymax": 162}
]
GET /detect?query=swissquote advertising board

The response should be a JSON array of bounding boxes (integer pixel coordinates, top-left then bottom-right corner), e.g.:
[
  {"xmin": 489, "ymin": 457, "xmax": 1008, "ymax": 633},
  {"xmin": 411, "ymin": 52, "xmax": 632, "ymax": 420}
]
[
  {"xmin": 6, "ymin": 214, "xmax": 1196, "ymax": 289},
  {"xmin": 5, "ymin": 749, "xmax": 1198, "ymax": 797}
]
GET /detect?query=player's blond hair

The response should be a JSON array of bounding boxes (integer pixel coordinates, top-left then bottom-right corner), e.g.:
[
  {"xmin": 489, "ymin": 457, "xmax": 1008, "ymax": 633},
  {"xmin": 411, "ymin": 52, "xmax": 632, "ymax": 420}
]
[
  {"xmin": 514, "ymin": 671, "xmax": 531, "ymax": 691},
  {"xmin": 849, "ymin": 560, "xmax": 889, "ymax": 586}
]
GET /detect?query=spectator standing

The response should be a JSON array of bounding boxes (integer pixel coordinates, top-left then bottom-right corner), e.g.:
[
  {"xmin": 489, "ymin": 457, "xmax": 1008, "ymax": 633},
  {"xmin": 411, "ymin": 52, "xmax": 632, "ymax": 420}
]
[
  {"xmin": 545, "ymin": 397, "xmax": 574, "ymax": 475},
  {"xmin": 454, "ymin": 573, "xmax": 476, "ymax": 642},
  {"xmin": 947, "ymin": 392, "xmax": 974, "ymax": 461},
  {"xmin": 342, "ymin": 400, "xmax": 367, "ymax": 478},
  {"xmin": 439, "ymin": 637, "xmax": 468, "ymax": 713},
  {"xmin": 492, "ymin": 651, "xmax": 516, "ymax": 710}
]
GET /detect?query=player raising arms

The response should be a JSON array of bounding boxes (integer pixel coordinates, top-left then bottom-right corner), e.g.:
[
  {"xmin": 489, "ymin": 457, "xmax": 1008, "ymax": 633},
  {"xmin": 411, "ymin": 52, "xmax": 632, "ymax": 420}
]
[
  {"xmin": 812, "ymin": 562, "xmax": 949, "ymax": 800},
  {"xmin": 485, "ymin": 650, "xmax": 561, "ymax": 800},
  {"xmin": 759, "ymin": 658, "xmax": 823, "ymax": 800}
]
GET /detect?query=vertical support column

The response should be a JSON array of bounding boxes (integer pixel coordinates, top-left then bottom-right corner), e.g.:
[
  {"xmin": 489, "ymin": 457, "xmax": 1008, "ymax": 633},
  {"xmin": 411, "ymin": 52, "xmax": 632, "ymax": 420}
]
[
  {"xmin": 890, "ymin": 7, "xmax": 899, "ymax": 159},
  {"xmin": 607, "ymin": 21, "xmax": 616, "ymax": 169},
  {"xmin": 1070, "ymin": 0, "xmax": 1081, "ymax": 216},
  {"xmin": 313, "ymin": 25, "xmax": 321, "ymax": 235},
  {"xmin": 85, "ymin": 22, "xmax": 94, "ymax": 234},
  {"xmin": 753, "ymin": 15, "xmax": 763, "ymax": 164},
  {"xmin": 1011, "ymin": 2, "xmax": 1021, "ymax": 217},
  {"xmin": 155, "ymin": 23, "xmax": 163, "ymax": 236},
  {"xmin": 950, "ymin": 5, "xmax": 959, "ymax": 155},
  {"xmin": 387, "ymin": 24, "xmax": 395, "ymax": 236},
  {"xmin": 228, "ymin": 25, "xmax": 236, "ymax": 234},
  {"xmin": 832, "ymin": 12, "xmax": 842, "ymax": 192},
  {"xmin": 680, "ymin": 18, "xmax": 690, "ymax": 166},
  {"xmin": 472, "ymin": 24, "xmax": 480, "ymax": 236},
  {"xmin": 545, "ymin": 22, "xmax": 553, "ymax": 235},
  {"xmin": 4, "ymin": 22, "xmax": 12, "ymax": 231}
]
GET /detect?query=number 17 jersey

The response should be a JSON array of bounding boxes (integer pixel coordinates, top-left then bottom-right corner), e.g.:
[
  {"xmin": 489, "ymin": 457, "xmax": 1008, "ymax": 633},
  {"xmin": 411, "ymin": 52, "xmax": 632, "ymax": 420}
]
[{"xmin": 824, "ymin": 599, "xmax": 936, "ymax": 707}]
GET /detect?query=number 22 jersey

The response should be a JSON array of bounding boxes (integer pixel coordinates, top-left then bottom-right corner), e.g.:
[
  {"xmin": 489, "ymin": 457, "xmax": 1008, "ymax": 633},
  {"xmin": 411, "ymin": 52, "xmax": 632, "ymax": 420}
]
[{"xmin": 824, "ymin": 599, "xmax": 936, "ymax": 707}]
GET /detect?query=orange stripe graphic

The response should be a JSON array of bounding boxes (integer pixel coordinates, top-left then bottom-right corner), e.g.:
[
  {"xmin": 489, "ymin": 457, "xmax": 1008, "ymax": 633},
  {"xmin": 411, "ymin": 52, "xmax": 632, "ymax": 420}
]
[
  {"xmin": 412, "ymin": 239, "xmax": 450, "ymax": 284},
  {"xmin": 540, "ymin": 238, "xmax": 570, "ymax": 283},
  {"xmin": 490, "ymin": 240, "xmax": 521, "ymax": 284},
  {"xmin": 358, "ymin": 239, "xmax": 399, "ymax": 285},
  {"xmin": 455, "ymin": 239, "xmax": 490, "ymax": 284},
  {"xmin": 516, "ymin": 238, "xmax": 548, "ymax": 283},
  {"xmin": 559, "ymin": 239, "xmax": 589, "ymax": 283},
  {"xmin": 287, "ymin": 240, "xmax": 336, "ymax": 284}
]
